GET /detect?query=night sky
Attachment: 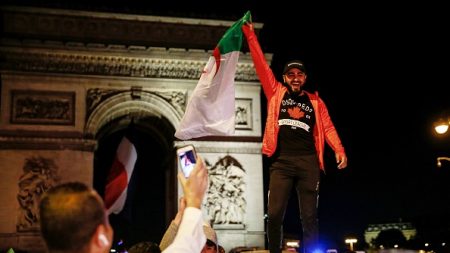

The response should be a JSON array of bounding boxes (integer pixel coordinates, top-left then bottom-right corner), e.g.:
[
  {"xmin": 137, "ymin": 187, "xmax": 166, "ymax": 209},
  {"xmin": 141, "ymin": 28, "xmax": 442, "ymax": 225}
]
[{"xmin": 7, "ymin": 0, "xmax": 449, "ymax": 249}]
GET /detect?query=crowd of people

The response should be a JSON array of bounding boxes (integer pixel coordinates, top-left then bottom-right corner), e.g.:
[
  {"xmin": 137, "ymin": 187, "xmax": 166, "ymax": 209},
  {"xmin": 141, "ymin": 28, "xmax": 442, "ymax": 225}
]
[
  {"xmin": 35, "ymin": 162, "xmax": 246, "ymax": 253},
  {"xmin": 37, "ymin": 155, "xmax": 224, "ymax": 253}
]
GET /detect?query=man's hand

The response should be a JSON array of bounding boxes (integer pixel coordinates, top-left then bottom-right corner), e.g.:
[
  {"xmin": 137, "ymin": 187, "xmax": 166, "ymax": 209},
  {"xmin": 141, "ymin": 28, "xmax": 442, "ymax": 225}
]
[
  {"xmin": 336, "ymin": 153, "xmax": 348, "ymax": 169},
  {"xmin": 178, "ymin": 156, "xmax": 208, "ymax": 209},
  {"xmin": 242, "ymin": 22, "xmax": 254, "ymax": 37}
]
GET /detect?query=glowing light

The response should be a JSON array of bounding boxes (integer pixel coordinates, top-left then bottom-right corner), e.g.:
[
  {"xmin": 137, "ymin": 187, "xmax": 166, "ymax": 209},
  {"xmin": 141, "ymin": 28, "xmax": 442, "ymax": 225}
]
[
  {"xmin": 345, "ymin": 238, "xmax": 357, "ymax": 251},
  {"xmin": 437, "ymin": 157, "xmax": 450, "ymax": 168},
  {"xmin": 286, "ymin": 241, "xmax": 299, "ymax": 248},
  {"xmin": 434, "ymin": 118, "xmax": 449, "ymax": 134}
]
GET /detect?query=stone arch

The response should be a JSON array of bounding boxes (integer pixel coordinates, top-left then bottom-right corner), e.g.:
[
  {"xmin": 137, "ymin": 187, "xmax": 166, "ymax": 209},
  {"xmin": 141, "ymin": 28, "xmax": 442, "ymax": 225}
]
[
  {"xmin": 85, "ymin": 90, "xmax": 183, "ymax": 137},
  {"xmin": 89, "ymin": 91, "xmax": 181, "ymax": 247}
]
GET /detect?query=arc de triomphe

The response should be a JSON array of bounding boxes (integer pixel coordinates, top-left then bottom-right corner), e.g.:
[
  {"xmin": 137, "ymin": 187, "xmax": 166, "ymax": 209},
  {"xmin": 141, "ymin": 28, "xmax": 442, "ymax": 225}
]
[{"xmin": 0, "ymin": 6, "xmax": 272, "ymax": 253}]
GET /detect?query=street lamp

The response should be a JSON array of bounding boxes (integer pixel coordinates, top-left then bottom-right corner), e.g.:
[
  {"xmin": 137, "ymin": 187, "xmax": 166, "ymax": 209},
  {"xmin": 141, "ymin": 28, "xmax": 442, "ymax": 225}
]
[
  {"xmin": 345, "ymin": 238, "xmax": 357, "ymax": 251},
  {"xmin": 437, "ymin": 157, "xmax": 450, "ymax": 168},
  {"xmin": 433, "ymin": 113, "xmax": 450, "ymax": 168},
  {"xmin": 434, "ymin": 117, "xmax": 449, "ymax": 134}
]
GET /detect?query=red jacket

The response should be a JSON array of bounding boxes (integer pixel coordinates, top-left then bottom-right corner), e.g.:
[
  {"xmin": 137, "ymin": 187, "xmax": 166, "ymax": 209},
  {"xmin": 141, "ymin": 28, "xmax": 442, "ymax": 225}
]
[{"xmin": 243, "ymin": 25, "xmax": 346, "ymax": 170}]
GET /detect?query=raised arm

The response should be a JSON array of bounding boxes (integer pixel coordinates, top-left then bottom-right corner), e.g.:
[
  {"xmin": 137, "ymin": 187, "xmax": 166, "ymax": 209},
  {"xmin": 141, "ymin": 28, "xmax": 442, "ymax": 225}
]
[
  {"xmin": 242, "ymin": 23, "xmax": 279, "ymax": 99},
  {"xmin": 159, "ymin": 197, "xmax": 186, "ymax": 251},
  {"xmin": 162, "ymin": 156, "xmax": 208, "ymax": 253}
]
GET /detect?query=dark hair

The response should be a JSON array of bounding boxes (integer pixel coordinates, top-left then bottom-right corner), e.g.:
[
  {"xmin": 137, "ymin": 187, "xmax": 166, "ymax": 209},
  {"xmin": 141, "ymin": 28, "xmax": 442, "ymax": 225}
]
[
  {"xmin": 206, "ymin": 239, "xmax": 217, "ymax": 248},
  {"xmin": 128, "ymin": 241, "xmax": 161, "ymax": 253},
  {"xmin": 39, "ymin": 182, "xmax": 106, "ymax": 252}
]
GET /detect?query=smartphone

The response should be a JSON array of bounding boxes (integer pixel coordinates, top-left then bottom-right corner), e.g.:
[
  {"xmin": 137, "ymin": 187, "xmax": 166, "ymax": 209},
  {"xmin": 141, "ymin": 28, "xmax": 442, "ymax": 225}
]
[{"xmin": 176, "ymin": 145, "xmax": 197, "ymax": 178}]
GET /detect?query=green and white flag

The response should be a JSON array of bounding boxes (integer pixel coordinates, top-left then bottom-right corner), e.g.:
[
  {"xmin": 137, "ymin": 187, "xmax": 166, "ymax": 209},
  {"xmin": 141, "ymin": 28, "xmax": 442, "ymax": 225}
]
[{"xmin": 175, "ymin": 11, "xmax": 251, "ymax": 140}]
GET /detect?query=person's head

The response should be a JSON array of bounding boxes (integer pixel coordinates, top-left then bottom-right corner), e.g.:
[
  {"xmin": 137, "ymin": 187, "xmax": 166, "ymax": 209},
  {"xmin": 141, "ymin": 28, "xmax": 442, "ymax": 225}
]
[
  {"xmin": 282, "ymin": 60, "xmax": 307, "ymax": 95},
  {"xmin": 39, "ymin": 181, "xmax": 113, "ymax": 253},
  {"xmin": 202, "ymin": 223, "xmax": 219, "ymax": 253},
  {"xmin": 128, "ymin": 241, "xmax": 161, "ymax": 253}
]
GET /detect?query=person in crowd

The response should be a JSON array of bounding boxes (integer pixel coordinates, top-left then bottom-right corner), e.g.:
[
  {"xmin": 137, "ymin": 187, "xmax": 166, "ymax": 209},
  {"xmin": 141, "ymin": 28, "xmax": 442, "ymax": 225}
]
[
  {"xmin": 128, "ymin": 241, "xmax": 161, "ymax": 253},
  {"xmin": 160, "ymin": 197, "xmax": 221, "ymax": 253},
  {"xmin": 242, "ymin": 22, "xmax": 348, "ymax": 253},
  {"xmin": 39, "ymin": 156, "xmax": 209, "ymax": 253},
  {"xmin": 39, "ymin": 181, "xmax": 114, "ymax": 253}
]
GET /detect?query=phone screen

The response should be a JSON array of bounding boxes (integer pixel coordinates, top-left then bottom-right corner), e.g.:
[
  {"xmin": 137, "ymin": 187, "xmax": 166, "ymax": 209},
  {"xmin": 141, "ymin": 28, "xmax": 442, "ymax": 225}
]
[{"xmin": 177, "ymin": 146, "xmax": 196, "ymax": 178}]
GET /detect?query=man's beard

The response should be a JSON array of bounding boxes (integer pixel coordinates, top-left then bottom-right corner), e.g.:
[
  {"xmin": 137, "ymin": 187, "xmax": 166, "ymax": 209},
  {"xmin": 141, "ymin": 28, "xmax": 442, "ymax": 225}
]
[
  {"xmin": 285, "ymin": 82, "xmax": 301, "ymax": 97},
  {"xmin": 290, "ymin": 90, "xmax": 301, "ymax": 97}
]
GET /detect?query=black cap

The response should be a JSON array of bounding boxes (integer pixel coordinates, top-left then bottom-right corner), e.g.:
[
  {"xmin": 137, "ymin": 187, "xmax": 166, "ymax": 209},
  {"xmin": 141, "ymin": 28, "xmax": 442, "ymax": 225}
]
[{"xmin": 283, "ymin": 60, "xmax": 306, "ymax": 74}]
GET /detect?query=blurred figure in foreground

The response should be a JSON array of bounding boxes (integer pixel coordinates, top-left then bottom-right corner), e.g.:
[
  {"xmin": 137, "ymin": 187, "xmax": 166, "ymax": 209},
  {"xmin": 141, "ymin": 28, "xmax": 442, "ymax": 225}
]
[{"xmin": 39, "ymin": 182, "xmax": 113, "ymax": 253}]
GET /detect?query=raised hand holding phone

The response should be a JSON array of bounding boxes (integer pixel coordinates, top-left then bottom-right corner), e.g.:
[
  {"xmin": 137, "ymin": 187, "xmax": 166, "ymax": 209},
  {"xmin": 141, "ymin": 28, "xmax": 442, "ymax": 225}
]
[{"xmin": 178, "ymin": 155, "xmax": 208, "ymax": 209}]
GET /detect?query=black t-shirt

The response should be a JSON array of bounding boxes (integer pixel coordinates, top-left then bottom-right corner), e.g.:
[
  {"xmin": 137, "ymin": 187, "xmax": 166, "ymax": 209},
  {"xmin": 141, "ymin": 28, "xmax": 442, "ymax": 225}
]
[{"xmin": 277, "ymin": 92, "xmax": 316, "ymax": 155}]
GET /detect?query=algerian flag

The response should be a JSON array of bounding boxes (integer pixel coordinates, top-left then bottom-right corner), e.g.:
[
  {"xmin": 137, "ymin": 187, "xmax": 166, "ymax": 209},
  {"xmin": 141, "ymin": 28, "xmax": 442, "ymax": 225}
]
[{"xmin": 175, "ymin": 11, "xmax": 251, "ymax": 140}]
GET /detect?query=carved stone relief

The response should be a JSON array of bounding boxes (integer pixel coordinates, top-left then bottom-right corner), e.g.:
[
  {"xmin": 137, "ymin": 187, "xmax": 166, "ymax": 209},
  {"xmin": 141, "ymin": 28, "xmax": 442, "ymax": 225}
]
[
  {"xmin": 17, "ymin": 156, "xmax": 60, "ymax": 231},
  {"xmin": 235, "ymin": 98, "xmax": 253, "ymax": 130},
  {"xmin": 0, "ymin": 49, "xmax": 259, "ymax": 82},
  {"xmin": 11, "ymin": 90, "xmax": 75, "ymax": 125},
  {"xmin": 1, "ymin": 51, "xmax": 208, "ymax": 79},
  {"xmin": 157, "ymin": 90, "xmax": 186, "ymax": 113},
  {"xmin": 205, "ymin": 155, "xmax": 246, "ymax": 226},
  {"xmin": 86, "ymin": 88, "xmax": 123, "ymax": 120}
]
